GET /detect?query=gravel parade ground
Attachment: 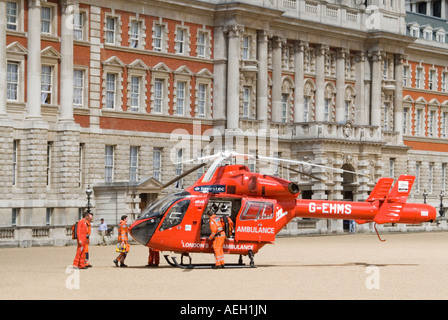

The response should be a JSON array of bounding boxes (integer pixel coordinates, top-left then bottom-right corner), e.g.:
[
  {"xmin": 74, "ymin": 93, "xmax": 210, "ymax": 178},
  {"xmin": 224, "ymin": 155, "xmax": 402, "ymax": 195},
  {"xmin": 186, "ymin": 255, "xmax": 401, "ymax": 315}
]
[{"xmin": 1, "ymin": 232, "xmax": 447, "ymax": 300}]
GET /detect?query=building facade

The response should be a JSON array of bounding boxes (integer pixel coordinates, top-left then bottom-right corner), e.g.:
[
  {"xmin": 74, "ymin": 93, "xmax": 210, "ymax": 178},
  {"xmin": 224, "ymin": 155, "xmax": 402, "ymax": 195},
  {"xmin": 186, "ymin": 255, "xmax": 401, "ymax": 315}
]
[{"xmin": 0, "ymin": 0, "xmax": 447, "ymax": 247}]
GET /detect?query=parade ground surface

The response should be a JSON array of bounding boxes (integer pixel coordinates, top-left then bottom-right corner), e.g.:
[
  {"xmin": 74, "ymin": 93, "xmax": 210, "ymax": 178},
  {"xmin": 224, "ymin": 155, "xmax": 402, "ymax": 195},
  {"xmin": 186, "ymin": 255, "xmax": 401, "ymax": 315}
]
[{"xmin": 1, "ymin": 231, "xmax": 447, "ymax": 300}]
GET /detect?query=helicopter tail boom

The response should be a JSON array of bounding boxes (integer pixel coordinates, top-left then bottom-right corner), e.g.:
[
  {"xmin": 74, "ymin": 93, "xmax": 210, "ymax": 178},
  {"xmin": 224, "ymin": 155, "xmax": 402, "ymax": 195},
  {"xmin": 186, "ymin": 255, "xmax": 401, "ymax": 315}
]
[{"xmin": 294, "ymin": 175, "xmax": 436, "ymax": 224}]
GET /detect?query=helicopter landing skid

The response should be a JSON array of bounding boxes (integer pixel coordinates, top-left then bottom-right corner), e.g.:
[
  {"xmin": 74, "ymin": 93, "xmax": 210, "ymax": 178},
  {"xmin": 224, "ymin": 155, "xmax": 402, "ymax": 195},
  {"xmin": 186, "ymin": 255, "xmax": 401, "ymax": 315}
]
[{"xmin": 163, "ymin": 253, "xmax": 256, "ymax": 269}]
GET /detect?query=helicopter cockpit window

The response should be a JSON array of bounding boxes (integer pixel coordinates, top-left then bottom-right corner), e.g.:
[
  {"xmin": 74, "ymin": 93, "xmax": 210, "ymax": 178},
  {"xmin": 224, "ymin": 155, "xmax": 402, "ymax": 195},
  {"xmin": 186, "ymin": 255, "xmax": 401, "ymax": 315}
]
[
  {"xmin": 159, "ymin": 199, "xmax": 191, "ymax": 231},
  {"xmin": 240, "ymin": 201, "xmax": 274, "ymax": 221},
  {"xmin": 137, "ymin": 191, "xmax": 190, "ymax": 220}
]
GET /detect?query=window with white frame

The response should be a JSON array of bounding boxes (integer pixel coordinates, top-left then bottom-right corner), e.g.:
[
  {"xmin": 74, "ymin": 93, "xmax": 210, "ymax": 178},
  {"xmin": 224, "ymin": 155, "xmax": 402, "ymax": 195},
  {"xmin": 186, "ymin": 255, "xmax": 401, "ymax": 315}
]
[
  {"xmin": 383, "ymin": 102, "xmax": 391, "ymax": 131},
  {"xmin": 129, "ymin": 146, "xmax": 139, "ymax": 182},
  {"xmin": 389, "ymin": 158, "xmax": 395, "ymax": 178},
  {"xmin": 73, "ymin": 69, "xmax": 84, "ymax": 107},
  {"xmin": 415, "ymin": 67, "xmax": 423, "ymax": 89},
  {"xmin": 129, "ymin": 20, "xmax": 142, "ymax": 49},
  {"xmin": 154, "ymin": 79, "xmax": 164, "ymax": 114},
  {"xmin": 281, "ymin": 94, "xmax": 289, "ymax": 123},
  {"xmin": 105, "ymin": 145, "xmax": 114, "ymax": 182},
  {"xmin": 243, "ymin": 87, "xmax": 251, "ymax": 118},
  {"xmin": 7, "ymin": 62, "xmax": 19, "ymax": 101},
  {"xmin": 403, "ymin": 107, "xmax": 410, "ymax": 135},
  {"xmin": 41, "ymin": 6, "xmax": 52, "ymax": 34},
  {"xmin": 423, "ymin": 28, "xmax": 433, "ymax": 40},
  {"xmin": 73, "ymin": 12, "xmax": 85, "ymax": 41},
  {"xmin": 153, "ymin": 23, "xmax": 166, "ymax": 52},
  {"xmin": 129, "ymin": 76, "xmax": 141, "ymax": 111},
  {"xmin": 382, "ymin": 59, "xmax": 389, "ymax": 79},
  {"xmin": 153, "ymin": 148, "xmax": 162, "ymax": 181},
  {"xmin": 403, "ymin": 65, "xmax": 410, "ymax": 87},
  {"xmin": 415, "ymin": 108, "xmax": 423, "ymax": 136},
  {"xmin": 176, "ymin": 81, "xmax": 186, "ymax": 116},
  {"xmin": 6, "ymin": 1, "xmax": 18, "ymax": 31},
  {"xmin": 105, "ymin": 16, "xmax": 117, "ymax": 45},
  {"xmin": 428, "ymin": 109, "xmax": 436, "ymax": 137},
  {"xmin": 175, "ymin": 28, "xmax": 187, "ymax": 54},
  {"xmin": 197, "ymin": 83, "xmax": 207, "ymax": 118},
  {"xmin": 304, "ymin": 96, "xmax": 310, "ymax": 122},
  {"xmin": 429, "ymin": 69, "xmax": 437, "ymax": 91},
  {"xmin": 442, "ymin": 72, "xmax": 448, "ymax": 92},
  {"xmin": 197, "ymin": 31, "xmax": 209, "ymax": 58},
  {"xmin": 242, "ymin": 36, "xmax": 250, "ymax": 60},
  {"xmin": 436, "ymin": 30, "xmax": 446, "ymax": 43},
  {"xmin": 41, "ymin": 65, "xmax": 53, "ymax": 104},
  {"xmin": 324, "ymin": 98, "xmax": 330, "ymax": 121},
  {"xmin": 105, "ymin": 73, "xmax": 117, "ymax": 109},
  {"xmin": 442, "ymin": 111, "xmax": 448, "ymax": 138}
]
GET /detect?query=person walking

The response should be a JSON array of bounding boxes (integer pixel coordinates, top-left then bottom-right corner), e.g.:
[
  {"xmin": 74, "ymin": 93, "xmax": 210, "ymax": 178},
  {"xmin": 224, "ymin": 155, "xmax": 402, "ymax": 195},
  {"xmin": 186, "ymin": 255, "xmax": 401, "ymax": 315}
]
[
  {"xmin": 114, "ymin": 215, "xmax": 130, "ymax": 268},
  {"xmin": 84, "ymin": 218, "xmax": 92, "ymax": 268},
  {"xmin": 73, "ymin": 212, "xmax": 92, "ymax": 269},
  {"xmin": 98, "ymin": 218, "xmax": 108, "ymax": 246}
]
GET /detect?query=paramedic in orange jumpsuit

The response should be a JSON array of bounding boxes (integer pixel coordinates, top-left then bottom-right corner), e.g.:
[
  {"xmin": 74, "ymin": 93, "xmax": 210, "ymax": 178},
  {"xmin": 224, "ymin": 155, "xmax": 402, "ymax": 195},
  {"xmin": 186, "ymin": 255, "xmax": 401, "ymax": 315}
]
[
  {"xmin": 208, "ymin": 210, "xmax": 233, "ymax": 268},
  {"xmin": 147, "ymin": 247, "xmax": 160, "ymax": 267},
  {"xmin": 114, "ymin": 215, "xmax": 130, "ymax": 267},
  {"xmin": 84, "ymin": 218, "xmax": 92, "ymax": 268},
  {"xmin": 73, "ymin": 212, "xmax": 92, "ymax": 269}
]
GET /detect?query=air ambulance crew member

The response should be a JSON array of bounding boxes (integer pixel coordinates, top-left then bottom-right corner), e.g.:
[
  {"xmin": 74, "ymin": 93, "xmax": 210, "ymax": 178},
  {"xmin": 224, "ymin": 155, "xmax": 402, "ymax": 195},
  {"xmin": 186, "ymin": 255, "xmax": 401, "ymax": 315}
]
[
  {"xmin": 73, "ymin": 212, "xmax": 92, "ymax": 269},
  {"xmin": 114, "ymin": 215, "xmax": 130, "ymax": 268},
  {"xmin": 207, "ymin": 210, "xmax": 234, "ymax": 268},
  {"xmin": 146, "ymin": 247, "xmax": 160, "ymax": 267},
  {"xmin": 84, "ymin": 217, "xmax": 92, "ymax": 268}
]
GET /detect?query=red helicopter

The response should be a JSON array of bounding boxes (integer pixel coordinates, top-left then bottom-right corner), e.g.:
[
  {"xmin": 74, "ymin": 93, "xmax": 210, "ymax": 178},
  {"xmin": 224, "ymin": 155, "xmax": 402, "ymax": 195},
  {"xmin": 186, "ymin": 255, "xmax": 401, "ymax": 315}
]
[{"xmin": 129, "ymin": 151, "xmax": 437, "ymax": 269}]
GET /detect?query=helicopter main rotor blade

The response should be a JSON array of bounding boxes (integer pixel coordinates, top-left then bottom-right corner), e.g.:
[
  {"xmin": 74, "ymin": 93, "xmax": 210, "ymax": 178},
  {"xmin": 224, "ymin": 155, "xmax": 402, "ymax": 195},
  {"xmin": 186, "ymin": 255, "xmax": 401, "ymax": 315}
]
[
  {"xmin": 253, "ymin": 154, "xmax": 370, "ymax": 179},
  {"xmin": 161, "ymin": 162, "xmax": 207, "ymax": 189},
  {"xmin": 278, "ymin": 163, "xmax": 326, "ymax": 182}
]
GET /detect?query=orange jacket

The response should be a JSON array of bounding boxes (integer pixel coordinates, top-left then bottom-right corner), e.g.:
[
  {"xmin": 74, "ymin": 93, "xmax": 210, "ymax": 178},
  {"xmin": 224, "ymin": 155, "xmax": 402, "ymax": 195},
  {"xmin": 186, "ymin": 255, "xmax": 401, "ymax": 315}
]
[
  {"xmin": 76, "ymin": 219, "xmax": 88, "ymax": 243},
  {"xmin": 118, "ymin": 220, "xmax": 128, "ymax": 242}
]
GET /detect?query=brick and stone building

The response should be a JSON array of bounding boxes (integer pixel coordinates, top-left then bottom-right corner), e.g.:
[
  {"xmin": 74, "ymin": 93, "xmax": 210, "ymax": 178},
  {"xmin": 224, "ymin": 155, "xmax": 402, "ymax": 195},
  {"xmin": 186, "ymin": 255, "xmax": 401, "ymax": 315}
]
[{"xmin": 0, "ymin": 0, "xmax": 447, "ymax": 247}]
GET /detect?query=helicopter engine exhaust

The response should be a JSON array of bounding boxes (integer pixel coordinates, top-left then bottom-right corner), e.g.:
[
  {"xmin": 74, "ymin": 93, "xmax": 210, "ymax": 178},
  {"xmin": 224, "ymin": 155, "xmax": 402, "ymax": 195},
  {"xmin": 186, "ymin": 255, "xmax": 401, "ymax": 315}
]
[{"xmin": 288, "ymin": 182, "xmax": 299, "ymax": 194}]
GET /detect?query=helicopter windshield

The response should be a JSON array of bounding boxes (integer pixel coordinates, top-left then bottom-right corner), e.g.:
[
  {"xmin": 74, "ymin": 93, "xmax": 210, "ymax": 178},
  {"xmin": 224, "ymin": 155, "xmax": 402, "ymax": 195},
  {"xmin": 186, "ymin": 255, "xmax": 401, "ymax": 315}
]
[{"xmin": 137, "ymin": 191, "xmax": 190, "ymax": 220}]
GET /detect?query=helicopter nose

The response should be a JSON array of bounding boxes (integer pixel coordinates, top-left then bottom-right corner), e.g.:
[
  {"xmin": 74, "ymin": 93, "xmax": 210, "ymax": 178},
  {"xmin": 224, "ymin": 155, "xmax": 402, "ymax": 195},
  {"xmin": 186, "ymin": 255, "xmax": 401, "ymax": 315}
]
[{"xmin": 129, "ymin": 217, "xmax": 161, "ymax": 246}]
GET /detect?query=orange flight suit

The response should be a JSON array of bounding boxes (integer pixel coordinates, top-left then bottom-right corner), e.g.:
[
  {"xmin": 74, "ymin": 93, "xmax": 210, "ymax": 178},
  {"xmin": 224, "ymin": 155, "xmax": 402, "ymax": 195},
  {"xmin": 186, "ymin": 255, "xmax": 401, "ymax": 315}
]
[
  {"xmin": 116, "ymin": 220, "xmax": 129, "ymax": 264},
  {"xmin": 209, "ymin": 215, "xmax": 233, "ymax": 267},
  {"xmin": 84, "ymin": 220, "xmax": 91, "ymax": 267},
  {"xmin": 147, "ymin": 247, "xmax": 160, "ymax": 266},
  {"xmin": 73, "ymin": 218, "xmax": 88, "ymax": 269}
]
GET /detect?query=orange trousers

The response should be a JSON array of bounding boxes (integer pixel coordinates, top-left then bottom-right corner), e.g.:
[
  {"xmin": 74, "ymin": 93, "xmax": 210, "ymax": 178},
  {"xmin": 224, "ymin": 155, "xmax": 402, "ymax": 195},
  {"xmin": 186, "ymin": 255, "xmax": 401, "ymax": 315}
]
[
  {"xmin": 212, "ymin": 235, "xmax": 225, "ymax": 266},
  {"xmin": 148, "ymin": 248, "xmax": 160, "ymax": 266},
  {"xmin": 73, "ymin": 243, "xmax": 86, "ymax": 268}
]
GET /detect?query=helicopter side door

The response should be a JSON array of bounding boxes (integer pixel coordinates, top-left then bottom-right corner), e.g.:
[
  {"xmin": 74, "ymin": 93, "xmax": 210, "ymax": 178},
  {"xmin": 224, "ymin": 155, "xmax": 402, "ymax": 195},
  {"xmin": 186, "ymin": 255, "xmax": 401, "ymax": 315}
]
[{"xmin": 235, "ymin": 198, "xmax": 276, "ymax": 242}]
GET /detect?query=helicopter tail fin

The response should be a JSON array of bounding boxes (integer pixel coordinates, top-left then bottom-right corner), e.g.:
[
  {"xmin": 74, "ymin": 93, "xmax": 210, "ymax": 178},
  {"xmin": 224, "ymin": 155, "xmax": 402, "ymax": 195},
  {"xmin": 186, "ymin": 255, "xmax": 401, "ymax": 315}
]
[
  {"xmin": 372, "ymin": 175, "xmax": 415, "ymax": 224},
  {"xmin": 366, "ymin": 177, "xmax": 394, "ymax": 203}
]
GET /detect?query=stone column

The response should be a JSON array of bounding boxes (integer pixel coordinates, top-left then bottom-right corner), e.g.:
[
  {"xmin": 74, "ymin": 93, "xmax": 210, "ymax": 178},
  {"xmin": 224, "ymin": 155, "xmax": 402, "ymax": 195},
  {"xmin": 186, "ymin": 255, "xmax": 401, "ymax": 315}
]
[
  {"xmin": 212, "ymin": 26, "xmax": 227, "ymax": 133},
  {"xmin": 370, "ymin": 50, "xmax": 383, "ymax": 127},
  {"xmin": 59, "ymin": 0, "xmax": 78, "ymax": 123},
  {"xmin": 26, "ymin": 0, "xmax": 42, "ymax": 120},
  {"xmin": 256, "ymin": 30, "xmax": 270, "ymax": 125},
  {"xmin": 394, "ymin": 54, "xmax": 404, "ymax": 143},
  {"xmin": 224, "ymin": 24, "xmax": 244, "ymax": 130},
  {"xmin": 354, "ymin": 51, "xmax": 367, "ymax": 125},
  {"xmin": 293, "ymin": 41, "xmax": 307, "ymax": 123},
  {"xmin": 335, "ymin": 48, "xmax": 348, "ymax": 123},
  {"xmin": 315, "ymin": 45, "xmax": 328, "ymax": 122},
  {"xmin": 271, "ymin": 36, "xmax": 285, "ymax": 123}
]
